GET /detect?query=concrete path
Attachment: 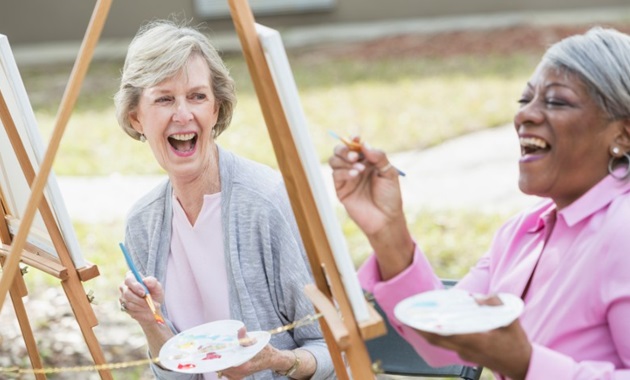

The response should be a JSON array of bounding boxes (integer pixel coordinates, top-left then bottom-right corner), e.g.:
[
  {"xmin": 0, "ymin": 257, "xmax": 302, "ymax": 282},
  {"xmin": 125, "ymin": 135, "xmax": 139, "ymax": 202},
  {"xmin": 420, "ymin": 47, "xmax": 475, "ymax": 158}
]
[{"xmin": 390, "ymin": 124, "xmax": 541, "ymax": 214}]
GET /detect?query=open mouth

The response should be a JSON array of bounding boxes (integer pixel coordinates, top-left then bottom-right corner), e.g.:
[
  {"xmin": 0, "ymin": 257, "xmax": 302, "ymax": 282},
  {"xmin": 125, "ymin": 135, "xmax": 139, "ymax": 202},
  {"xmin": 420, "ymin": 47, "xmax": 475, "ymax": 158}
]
[
  {"xmin": 520, "ymin": 136, "xmax": 550, "ymax": 156},
  {"xmin": 168, "ymin": 133, "xmax": 197, "ymax": 153}
]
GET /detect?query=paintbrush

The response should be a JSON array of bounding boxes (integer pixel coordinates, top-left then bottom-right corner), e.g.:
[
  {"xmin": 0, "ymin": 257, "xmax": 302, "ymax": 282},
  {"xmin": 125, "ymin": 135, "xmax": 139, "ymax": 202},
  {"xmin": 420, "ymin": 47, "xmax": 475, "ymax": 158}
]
[
  {"xmin": 119, "ymin": 242, "xmax": 165, "ymax": 325},
  {"xmin": 328, "ymin": 130, "xmax": 406, "ymax": 176}
]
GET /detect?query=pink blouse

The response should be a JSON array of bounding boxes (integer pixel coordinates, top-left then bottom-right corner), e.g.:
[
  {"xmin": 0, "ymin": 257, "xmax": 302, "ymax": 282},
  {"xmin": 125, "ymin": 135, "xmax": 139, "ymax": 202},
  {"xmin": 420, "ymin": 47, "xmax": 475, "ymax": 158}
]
[
  {"xmin": 359, "ymin": 172, "xmax": 630, "ymax": 379},
  {"xmin": 165, "ymin": 193, "xmax": 230, "ymax": 380}
]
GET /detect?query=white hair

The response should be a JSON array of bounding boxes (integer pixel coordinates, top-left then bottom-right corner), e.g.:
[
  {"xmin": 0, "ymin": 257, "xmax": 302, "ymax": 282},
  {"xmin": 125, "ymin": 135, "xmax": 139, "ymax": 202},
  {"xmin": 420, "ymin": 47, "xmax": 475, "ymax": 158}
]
[{"xmin": 542, "ymin": 27, "xmax": 630, "ymax": 120}]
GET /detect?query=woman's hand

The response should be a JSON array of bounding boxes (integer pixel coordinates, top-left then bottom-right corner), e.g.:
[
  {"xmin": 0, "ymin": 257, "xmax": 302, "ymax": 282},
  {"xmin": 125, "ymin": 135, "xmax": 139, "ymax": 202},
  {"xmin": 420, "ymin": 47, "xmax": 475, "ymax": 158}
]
[
  {"xmin": 329, "ymin": 143, "xmax": 404, "ymax": 236},
  {"xmin": 119, "ymin": 272, "xmax": 172, "ymax": 360},
  {"xmin": 329, "ymin": 142, "xmax": 415, "ymax": 279},
  {"xmin": 417, "ymin": 297, "xmax": 532, "ymax": 380},
  {"xmin": 219, "ymin": 328, "xmax": 314, "ymax": 380},
  {"xmin": 118, "ymin": 272, "xmax": 164, "ymax": 326}
]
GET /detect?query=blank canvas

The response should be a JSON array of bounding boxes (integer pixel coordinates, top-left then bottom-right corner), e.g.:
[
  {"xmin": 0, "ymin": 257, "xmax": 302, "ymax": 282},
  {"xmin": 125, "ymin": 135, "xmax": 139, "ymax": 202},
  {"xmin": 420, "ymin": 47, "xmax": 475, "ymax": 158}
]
[{"xmin": 0, "ymin": 34, "xmax": 86, "ymax": 268}]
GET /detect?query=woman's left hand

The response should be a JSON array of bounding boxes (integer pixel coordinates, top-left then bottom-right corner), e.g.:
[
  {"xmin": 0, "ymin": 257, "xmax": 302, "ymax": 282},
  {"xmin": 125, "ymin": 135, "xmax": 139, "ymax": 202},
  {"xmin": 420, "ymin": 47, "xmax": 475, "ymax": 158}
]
[
  {"xmin": 217, "ymin": 345, "xmax": 276, "ymax": 379},
  {"xmin": 417, "ymin": 296, "xmax": 532, "ymax": 380},
  {"xmin": 216, "ymin": 327, "xmax": 279, "ymax": 380}
]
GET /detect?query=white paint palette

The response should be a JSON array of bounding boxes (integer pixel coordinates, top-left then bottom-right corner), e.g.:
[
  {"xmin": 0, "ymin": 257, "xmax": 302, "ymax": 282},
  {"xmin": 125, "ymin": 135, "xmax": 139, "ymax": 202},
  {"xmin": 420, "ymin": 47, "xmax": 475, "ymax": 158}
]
[
  {"xmin": 159, "ymin": 320, "xmax": 270, "ymax": 373},
  {"xmin": 394, "ymin": 288, "xmax": 524, "ymax": 336}
]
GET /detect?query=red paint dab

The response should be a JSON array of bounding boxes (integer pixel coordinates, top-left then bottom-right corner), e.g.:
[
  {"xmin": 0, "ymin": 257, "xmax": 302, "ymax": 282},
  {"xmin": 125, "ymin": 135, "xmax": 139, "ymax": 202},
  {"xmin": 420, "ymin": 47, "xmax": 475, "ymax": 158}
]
[
  {"xmin": 177, "ymin": 363, "xmax": 196, "ymax": 370},
  {"xmin": 202, "ymin": 352, "xmax": 222, "ymax": 360}
]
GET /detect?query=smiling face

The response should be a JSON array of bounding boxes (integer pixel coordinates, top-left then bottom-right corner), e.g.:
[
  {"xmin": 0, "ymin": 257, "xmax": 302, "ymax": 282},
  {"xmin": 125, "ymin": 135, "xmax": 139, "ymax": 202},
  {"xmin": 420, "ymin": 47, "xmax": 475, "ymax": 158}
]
[
  {"xmin": 514, "ymin": 64, "xmax": 624, "ymax": 209},
  {"xmin": 129, "ymin": 55, "xmax": 220, "ymax": 182}
]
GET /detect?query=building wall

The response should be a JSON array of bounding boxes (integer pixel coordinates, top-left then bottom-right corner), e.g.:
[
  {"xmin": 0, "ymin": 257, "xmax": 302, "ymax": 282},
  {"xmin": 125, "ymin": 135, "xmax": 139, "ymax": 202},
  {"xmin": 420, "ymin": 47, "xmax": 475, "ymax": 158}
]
[{"xmin": 1, "ymin": 0, "xmax": 630, "ymax": 46}]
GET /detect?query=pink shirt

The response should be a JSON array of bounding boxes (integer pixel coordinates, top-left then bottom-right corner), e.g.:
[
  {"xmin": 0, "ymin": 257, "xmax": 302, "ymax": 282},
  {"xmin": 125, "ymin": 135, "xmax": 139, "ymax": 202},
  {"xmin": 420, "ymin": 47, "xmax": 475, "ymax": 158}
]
[
  {"xmin": 165, "ymin": 193, "xmax": 230, "ymax": 380},
  {"xmin": 359, "ymin": 173, "xmax": 630, "ymax": 380}
]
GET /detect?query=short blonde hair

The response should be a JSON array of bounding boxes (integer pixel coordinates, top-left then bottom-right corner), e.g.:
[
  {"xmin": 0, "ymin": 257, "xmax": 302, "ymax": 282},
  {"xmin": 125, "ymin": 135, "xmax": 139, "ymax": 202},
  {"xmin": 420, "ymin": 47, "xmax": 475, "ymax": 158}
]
[{"xmin": 114, "ymin": 19, "xmax": 236, "ymax": 140}]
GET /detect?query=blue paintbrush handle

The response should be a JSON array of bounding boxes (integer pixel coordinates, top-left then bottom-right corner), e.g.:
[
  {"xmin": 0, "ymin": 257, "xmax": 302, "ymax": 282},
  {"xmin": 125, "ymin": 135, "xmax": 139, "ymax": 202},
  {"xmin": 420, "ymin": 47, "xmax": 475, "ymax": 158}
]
[{"xmin": 119, "ymin": 242, "xmax": 149, "ymax": 294}]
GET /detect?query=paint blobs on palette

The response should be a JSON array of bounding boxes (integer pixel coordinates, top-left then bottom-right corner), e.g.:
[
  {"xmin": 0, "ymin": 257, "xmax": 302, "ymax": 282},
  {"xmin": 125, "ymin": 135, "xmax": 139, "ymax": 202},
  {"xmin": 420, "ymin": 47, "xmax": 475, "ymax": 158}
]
[
  {"xmin": 176, "ymin": 341, "xmax": 196, "ymax": 351},
  {"xmin": 177, "ymin": 363, "xmax": 196, "ymax": 370},
  {"xmin": 394, "ymin": 289, "xmax": 524, "ymax": 335},
  {"xmin": 199, "ymin": 342, "xmax": 234, "ymax": 353},
  {"xmin": 202, "ymin": 352, "xmax": 222, "ymax": 360},
  {"xmin": 159, "ymin": 320, "xmax": 272, "ymax": 373},
  {"xmin": 175, "ymin": 333, "xmax": 237, "ymax": 353}
]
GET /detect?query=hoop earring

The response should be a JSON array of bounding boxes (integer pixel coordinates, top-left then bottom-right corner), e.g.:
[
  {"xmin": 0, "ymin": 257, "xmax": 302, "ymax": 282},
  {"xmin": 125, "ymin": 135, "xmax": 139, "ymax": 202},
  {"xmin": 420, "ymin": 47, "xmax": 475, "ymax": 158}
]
[
  {"xmin": 139, "ymin": 134, "xmax": 146, "ymax": 143},
  {"xmin": 608, "ymin": 152, "xmax": 630, "ymax": 180}
]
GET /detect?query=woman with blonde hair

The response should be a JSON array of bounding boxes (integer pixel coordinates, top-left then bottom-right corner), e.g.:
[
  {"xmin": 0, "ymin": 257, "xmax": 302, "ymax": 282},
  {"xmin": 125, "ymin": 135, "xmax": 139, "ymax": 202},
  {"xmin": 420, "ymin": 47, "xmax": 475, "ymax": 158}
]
[{"xmin": 116, "ymin": 19, "xmax": 334, "ymax": 380}]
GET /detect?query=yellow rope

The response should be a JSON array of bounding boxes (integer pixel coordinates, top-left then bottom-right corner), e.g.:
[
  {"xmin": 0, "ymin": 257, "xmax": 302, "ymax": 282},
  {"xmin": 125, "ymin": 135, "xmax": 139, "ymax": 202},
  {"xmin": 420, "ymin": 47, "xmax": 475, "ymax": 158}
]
[{"xmin": 0, "ymin": 313, "xmax": 323, "ymax": 375}]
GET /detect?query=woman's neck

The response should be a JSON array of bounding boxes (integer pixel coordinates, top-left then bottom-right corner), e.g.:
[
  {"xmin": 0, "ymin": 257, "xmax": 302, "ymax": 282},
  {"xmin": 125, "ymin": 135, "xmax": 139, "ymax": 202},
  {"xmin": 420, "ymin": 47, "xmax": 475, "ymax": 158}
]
[{"xmin": 171, "ymin": 147, "xmax": 221, "ymax": 225}]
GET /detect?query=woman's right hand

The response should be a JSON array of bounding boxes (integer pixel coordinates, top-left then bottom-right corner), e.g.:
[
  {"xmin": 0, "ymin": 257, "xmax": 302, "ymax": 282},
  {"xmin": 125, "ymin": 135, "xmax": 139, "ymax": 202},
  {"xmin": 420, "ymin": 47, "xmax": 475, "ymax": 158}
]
[
  {"xmin": 329, "ymin": 142, "xmax": 415, "ymax": 280},
  {"xmin": 119, "ymin": 272, "xmax": 165, "ymax": 326},
  {"xmin": 329, "ymin": 143, "xmax": 404, "ymax": 236},
  {"xmin": 119, "ymin": 273, "xmax": 173, "ymax": 360}
]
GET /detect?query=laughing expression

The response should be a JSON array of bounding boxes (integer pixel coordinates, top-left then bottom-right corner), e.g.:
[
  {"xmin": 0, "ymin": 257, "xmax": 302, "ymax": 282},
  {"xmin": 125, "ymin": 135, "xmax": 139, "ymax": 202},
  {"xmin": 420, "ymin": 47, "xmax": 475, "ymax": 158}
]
[
  {"xmin": 130, "ymin": 55, "xmax": 220, "ymax": 182},
  {"xmin": 514, "ymin": 64, "xmax": 621, "ymax": 209}
]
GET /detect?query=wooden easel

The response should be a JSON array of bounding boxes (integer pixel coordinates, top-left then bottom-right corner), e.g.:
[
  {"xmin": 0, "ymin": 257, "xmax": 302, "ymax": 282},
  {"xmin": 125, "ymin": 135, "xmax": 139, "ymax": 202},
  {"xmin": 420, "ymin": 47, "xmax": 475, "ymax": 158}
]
[
  {"xmin": 0, "ymin": 1, "xmax": 113, "ymax": 378},
  {"xmin": 228, "ymin": 1, "xmax": 386, "ymax": 378}
]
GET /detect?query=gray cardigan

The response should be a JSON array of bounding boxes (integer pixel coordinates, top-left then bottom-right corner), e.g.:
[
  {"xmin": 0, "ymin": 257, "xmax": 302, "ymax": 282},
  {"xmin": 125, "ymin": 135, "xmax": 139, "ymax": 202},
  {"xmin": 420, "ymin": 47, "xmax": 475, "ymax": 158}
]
[{"xmin": 124, "ymin": 146, "xmax": 335, "ymax": 380}]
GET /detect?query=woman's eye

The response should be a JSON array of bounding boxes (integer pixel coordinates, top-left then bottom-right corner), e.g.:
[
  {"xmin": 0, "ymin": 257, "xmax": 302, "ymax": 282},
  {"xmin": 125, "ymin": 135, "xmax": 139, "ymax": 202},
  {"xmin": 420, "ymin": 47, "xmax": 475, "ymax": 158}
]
[
  {"xmin": 517, "ymin": 97, "xmax": 531, "ymax": 105},
  {"xmin": 545, "ymin": 98, "xmax": 567, "ymax": 107},
  {"xmin": 191, "ymin": 93, "xmax": 207, "ymax": 101},
  {"xmin": 155, "ymin": 96, "xmax": 172, "ymax": 103}
]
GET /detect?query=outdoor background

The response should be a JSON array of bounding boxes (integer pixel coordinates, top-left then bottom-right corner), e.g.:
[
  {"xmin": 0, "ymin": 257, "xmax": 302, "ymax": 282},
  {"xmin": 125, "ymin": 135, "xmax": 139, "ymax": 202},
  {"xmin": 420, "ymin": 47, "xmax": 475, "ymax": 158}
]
[{"xmin": 2, "ymin": 4, "xmax": 630, "ymax": 380}]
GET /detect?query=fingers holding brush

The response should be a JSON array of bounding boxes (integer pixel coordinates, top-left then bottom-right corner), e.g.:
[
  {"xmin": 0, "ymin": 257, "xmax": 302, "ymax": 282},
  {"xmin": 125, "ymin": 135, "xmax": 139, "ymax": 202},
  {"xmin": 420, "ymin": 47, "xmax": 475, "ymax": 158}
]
[
  {"xmin": 119, "ymin": 243, "xmax": 166, "ymax": 325},
  {"xmin": 120, "ymin": 272, "xmax": 165, "ymax": 325}
]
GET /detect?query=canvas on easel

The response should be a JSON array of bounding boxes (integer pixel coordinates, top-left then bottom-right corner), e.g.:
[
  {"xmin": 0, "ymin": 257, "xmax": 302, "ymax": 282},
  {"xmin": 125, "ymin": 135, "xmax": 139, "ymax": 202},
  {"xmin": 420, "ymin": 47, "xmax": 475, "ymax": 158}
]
[
  {"xmin": 0, "ymin": 1, "xmax": 113, "ymax": 378},
  {"xmin": 228, "ymin": 1, "xmax": 386, "ymax": 378},
  {"xmin": 0, "ymin": 34, "xmax": 87, "ymax": 270}
]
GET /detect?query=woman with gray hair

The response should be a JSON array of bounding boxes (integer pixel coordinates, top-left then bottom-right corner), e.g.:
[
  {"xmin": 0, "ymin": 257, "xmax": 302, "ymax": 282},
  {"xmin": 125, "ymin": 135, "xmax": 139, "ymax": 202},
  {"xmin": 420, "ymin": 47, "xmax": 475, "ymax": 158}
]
[
  {"xmin": 329, "ymin": 26, "xmax": 630, "ymax": 379},
  {"xmin": 116, "ymin": 19, "xmax": 334, "ymax": 380}
]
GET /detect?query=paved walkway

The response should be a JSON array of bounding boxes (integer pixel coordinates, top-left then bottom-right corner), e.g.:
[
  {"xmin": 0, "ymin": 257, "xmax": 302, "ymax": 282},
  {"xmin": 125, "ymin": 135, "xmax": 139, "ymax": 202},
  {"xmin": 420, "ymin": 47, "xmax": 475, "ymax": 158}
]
[{"xmin": 57, "ymin": 123, "xmax": 540, "ymax": 224}]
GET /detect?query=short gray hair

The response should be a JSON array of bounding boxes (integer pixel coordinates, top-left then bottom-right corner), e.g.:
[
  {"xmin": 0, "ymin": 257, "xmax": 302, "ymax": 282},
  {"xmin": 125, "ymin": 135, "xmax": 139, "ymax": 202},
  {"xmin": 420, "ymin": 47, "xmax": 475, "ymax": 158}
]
[
  {"xmin": 114, "ymin": 19, "xmax": 236, "ymax": 140},
  {"xmin": 541, "ymin": 27, "xmax": 630, "ymax": 120}
]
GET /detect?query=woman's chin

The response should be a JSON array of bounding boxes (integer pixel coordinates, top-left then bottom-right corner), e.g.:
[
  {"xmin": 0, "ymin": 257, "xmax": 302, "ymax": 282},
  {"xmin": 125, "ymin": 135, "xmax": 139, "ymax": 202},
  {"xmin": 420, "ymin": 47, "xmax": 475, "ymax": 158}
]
[{"xmin": 517, "ymin": 177, "xmax": 541, "ymax": 197}]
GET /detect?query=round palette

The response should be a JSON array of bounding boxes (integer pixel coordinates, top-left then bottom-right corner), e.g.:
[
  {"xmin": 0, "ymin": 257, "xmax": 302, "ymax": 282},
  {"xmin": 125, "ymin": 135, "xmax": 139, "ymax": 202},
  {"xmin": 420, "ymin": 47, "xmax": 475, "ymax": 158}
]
[
  {"xmin": 159, "ymin": 320, "xmax": 271, "ymax": 373},
  {"xmin": 394, "ymin": 288, "xmax": 524, "ymax": 336}
]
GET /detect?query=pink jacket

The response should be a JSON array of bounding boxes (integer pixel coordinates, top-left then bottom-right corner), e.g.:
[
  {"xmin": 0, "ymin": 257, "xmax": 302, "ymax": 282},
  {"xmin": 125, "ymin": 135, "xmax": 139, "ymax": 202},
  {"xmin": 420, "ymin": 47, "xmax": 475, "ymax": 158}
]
[{"xmin": 359, "ymin": 172, "xmax": 630, "ymax": 379}]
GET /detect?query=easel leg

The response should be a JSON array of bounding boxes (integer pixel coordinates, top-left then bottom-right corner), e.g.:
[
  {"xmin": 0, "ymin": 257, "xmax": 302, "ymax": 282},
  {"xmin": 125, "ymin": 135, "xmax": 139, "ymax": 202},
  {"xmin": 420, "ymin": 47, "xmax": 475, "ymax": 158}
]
[
  {"xmin": 61, "ymin": 277, "xmax": 113, "ymax": 380},
  {"xmin": 2, "ymin": 258, "xmax": 46, "ymax": 380},
  {"xmin": 319, "ymin": 320, "xmax": 350, "ymax": 380}
]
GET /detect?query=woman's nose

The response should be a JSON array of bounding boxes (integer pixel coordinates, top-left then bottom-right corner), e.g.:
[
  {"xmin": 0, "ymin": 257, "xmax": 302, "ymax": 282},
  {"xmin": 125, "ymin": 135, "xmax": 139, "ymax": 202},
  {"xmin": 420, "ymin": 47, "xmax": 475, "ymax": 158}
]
[
  {"xmin": 514, "ymin": 99, "xmax": 544, "ymax": 128},
  {"xmin": 172, "ymin": 101, "xmax": 193, "ymax": 124}
]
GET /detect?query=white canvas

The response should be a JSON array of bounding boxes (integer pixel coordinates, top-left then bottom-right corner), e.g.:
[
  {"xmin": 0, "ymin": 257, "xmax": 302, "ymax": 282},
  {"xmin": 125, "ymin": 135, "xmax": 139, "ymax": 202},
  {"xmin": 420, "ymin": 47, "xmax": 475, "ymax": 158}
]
[
  {"xmin": 0, "ymin": 34, "xmax": 86, "ymax": 268},
  {"xmin": 256, "ymin": 24, "xmax": 369, "ymax": 322}
]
